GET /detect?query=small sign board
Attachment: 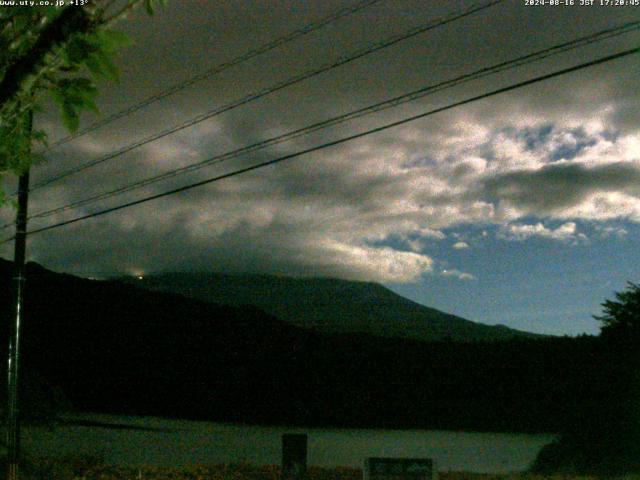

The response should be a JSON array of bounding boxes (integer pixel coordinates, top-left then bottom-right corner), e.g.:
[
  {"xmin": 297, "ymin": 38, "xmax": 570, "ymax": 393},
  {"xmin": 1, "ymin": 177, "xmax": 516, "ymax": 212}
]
[
  {"xmin": 365, "ymin": 458, "xmax": 436, "ymax": 480},
  {"xmin": 282, "ymin": 434, "xmax": 307, "ymax": 480}
]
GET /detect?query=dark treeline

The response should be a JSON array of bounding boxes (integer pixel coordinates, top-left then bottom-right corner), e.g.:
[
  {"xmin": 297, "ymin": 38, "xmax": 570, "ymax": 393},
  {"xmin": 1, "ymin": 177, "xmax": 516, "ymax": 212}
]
[{"xmin": 0, "ymin": 260, "xmax": 634, "ymax": 450}]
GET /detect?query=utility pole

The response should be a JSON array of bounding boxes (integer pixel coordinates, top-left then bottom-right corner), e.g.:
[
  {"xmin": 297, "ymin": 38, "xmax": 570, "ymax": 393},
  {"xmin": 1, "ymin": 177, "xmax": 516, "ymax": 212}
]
[{"xmin": 6, "ymin": 110, "xmax": 32, "ymax": 480}]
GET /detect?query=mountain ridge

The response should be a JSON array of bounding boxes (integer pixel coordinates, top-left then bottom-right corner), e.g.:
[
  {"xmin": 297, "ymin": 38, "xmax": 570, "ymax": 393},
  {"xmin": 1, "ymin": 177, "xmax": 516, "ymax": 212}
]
[
  {"xmin": 121, "ymin": 271, "xmax": 547, "ymax": 342},
  {"xmin": 0, "ymin": 258, "xmax": 594, "ymax": 433}
]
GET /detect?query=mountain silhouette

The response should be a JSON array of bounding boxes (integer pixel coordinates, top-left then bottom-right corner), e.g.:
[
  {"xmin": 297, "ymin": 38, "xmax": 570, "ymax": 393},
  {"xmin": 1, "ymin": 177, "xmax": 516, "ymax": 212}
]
[
  {"xmin": 122, "ymin": 272, "xmax": 545, "ymax": 342},
  {"xmin": 0, "ymin": 259, "xmax": 594, "ymax": 433}
]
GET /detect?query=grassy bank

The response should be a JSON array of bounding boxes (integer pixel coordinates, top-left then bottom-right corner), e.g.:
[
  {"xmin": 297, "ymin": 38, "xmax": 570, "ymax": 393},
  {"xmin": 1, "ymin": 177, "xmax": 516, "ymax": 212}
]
[{"xmin": 7, "ymin": 457, "xmax": 621, "ymax": 480}]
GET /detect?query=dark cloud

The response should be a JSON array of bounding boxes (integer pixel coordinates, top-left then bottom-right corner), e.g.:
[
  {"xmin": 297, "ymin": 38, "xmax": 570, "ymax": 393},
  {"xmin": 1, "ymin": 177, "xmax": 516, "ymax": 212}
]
[
  {"xmin": 1, "ymin": 0, "xmax": 638, "ymax": 281},
  {"xmin": 483, "ymin": 161, "xmax": 640, "ymax": 216}
]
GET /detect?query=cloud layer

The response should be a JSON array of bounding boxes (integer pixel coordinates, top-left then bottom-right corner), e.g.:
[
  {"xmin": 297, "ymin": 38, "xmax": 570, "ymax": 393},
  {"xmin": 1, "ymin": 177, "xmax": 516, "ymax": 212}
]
[{"xmin": 2, "ymin": 0, "xmax": 638, "ymax": 283}]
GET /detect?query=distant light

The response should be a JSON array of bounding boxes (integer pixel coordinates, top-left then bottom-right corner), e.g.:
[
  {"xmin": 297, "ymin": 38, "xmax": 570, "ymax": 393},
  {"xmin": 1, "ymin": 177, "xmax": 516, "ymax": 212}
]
[{"xmin": 138, "ymin": 276, "xmax": 144, "ymax": 280}]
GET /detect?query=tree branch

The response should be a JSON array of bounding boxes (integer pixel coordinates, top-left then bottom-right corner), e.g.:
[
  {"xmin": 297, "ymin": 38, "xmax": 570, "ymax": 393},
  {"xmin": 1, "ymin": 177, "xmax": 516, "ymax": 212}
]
[
  {"xmin": 0, "ymin": 6, "xmax": 95, "ymax": 109},
  {"xmin": 103, "ymin": 0, "xmax": 142, "ymax": 25}
]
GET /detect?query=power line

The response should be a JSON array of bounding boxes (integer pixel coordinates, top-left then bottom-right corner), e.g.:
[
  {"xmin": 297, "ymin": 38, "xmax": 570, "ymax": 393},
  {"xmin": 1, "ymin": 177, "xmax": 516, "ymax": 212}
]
[
  {"xmin": 29, "ymin": 0, "xmax": 503, "ymax": 192},
  {"xmin": 20, "ymin": 21, "xmax": 640, "ymax": 225},
  {"xmin": 10, "ymin": 45, "xmax": 637, "ymax": 242},
  {"xmin": 43, "ymin": 0, "xmax": 387, "ymax": 151}
]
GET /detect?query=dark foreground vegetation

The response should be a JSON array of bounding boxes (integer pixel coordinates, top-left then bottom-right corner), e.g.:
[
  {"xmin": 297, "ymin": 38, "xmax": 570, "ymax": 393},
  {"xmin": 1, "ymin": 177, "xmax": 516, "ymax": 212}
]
[
  {"xmin": 0, "ymin": 260, "xmax": 638, "ymax": 475},
  {"xmin": 0, "ymin": 457, "xmax": 619, "ymax": 480},
  {"xmin": 531, "ymin": 283, "xmax": 640, "ymax": 476}
]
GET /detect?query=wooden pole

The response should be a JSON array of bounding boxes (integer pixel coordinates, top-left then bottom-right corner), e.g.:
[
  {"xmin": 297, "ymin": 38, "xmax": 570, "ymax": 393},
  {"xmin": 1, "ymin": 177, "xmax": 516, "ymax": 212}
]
[{"xmin": 6, "ymin": 110, "xmax": 31, "ymax": 480}]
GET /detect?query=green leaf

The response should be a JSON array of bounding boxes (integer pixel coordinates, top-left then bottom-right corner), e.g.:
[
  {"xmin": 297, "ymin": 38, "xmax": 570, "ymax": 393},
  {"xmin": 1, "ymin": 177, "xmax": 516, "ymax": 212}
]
[
  {"xmin": 65, "ymin": 35, "xmax": 96, "ymax": 64},
  {"xmin": 32, "ymin": 128, "xmax": 48, "ymax": 147},
  {"xmin": 11, "ymin": 14, "xmax": 29, "ymax": 34},
  {"xmin": 95, "ymin": 51, "xmax": 119, "ymax": 81},
  {"xmin": 98, "ymin": 30, "xmax": 132, "ymax": 51},
  {"xmin": 51, "ymin": 77, "xmax": 99, "ymax": 133},
  {"xmin": 83, "ymin": 55, "xmax": 104, "ymax": 79},
  {"xmin": 144, "ymin": 0, "xmax": 155, "ymax": 16},
  {"xmin": 60, "ymin": 100, "xmax": 79, "ymax": 132},
  {"xmin": 40, "ymin": 6, "xmax": 60, "ymax": 20}
]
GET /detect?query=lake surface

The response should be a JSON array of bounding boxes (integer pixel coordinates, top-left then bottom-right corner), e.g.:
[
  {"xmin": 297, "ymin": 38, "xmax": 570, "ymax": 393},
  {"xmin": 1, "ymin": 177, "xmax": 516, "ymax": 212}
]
[{"xmin": 20, "ymin": 413, "xmax": 556, "ymax": 474}]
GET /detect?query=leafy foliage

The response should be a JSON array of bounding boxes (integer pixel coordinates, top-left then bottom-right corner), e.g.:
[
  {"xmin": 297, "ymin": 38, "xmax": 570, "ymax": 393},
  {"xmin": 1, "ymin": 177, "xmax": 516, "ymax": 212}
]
[
  {"xmin": 0, "ymin": 1, "xmax": 166, "ymax": 201},
  {"xmin": 49, "ymin": 28, "xmax": 133, "ymax": 130},
  {"xmin": 144, "ymin": 0, "xmax": 168, "ymax": 16},
  {"xmin": 594, "ymin": 281, "xmax": 640, "ymax": 341},
  {"xmin": 530, "ymin": 284, "xmax": 640, "ymax": 475}
]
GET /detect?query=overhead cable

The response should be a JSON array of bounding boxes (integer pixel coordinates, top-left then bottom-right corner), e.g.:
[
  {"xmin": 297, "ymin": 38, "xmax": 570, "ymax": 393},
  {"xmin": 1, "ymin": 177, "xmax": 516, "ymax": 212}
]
[
  {"xmin": 43, "ymin": 0, "xmax": 387, "ymax": 151},
  {"xmin": 18, "ymin": 20, "xmax": 640, "ymax": 225},
  {"xmin": 9, "ymin": 45, "xmax": 636, "ymax": 242},
  {"xmin": 30, "ymin": 0, "xmax": 503, "ymax": 192}
]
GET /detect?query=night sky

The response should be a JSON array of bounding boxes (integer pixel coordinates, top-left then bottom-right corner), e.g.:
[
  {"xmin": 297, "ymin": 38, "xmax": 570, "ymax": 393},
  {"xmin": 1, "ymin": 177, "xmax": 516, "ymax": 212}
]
[{"xmin": 2, "ymin": 0, "xmax": 639, "ymax": 336}]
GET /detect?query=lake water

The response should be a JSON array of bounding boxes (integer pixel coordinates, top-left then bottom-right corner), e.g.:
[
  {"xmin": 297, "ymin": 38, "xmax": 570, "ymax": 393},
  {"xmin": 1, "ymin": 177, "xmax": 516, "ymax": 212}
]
[{"xmin": 19, "ymin": 413, "xmax": 556, "ymax": 474}]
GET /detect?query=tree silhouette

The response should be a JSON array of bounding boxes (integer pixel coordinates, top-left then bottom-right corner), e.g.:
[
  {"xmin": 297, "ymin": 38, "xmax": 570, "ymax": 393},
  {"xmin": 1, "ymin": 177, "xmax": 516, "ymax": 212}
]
[{"xmin": 595, "ymin": 282, "xmax": 640, "ymax": 341}]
